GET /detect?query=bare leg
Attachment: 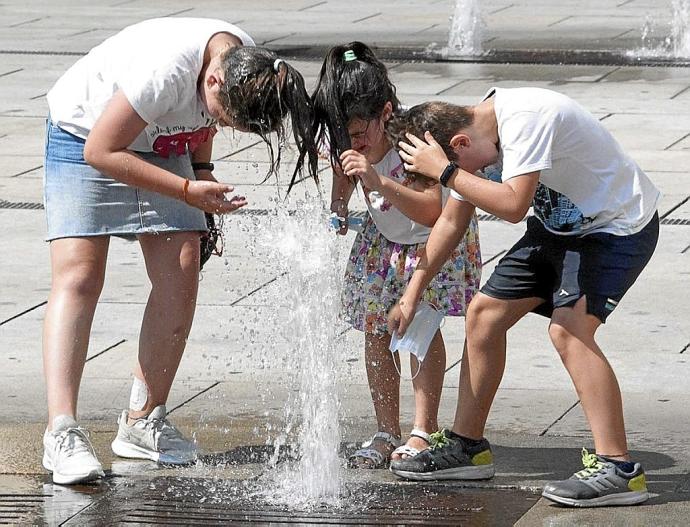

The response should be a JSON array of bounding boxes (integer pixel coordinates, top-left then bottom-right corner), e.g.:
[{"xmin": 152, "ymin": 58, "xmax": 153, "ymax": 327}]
[
  {"xmin": 353, "ymin": 332, "xmax": 401, "ymax": 466},
  {"xmin": 549, "ymin": 297, "xmax": 629, "ymax": 460},
  {"xmin": 43, "ymin": 237, "xmax": 110, "ymax": 428},
  {"xmin": 454, "ymin": 293, "xmax": 543, "ymax": 439},
  {"xmin": 128, "ymin": 231, "xmax": 200, "ymax": 420},
  {"xmin": 391, "ymin": 329, "xmax": 445, "ymax": 460}
]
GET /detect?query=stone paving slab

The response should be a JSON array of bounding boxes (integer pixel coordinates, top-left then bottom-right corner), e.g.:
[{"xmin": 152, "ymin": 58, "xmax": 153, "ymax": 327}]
[{"xmin": 1, "ymin": 0, "xmax": 689, "ymax": 523}]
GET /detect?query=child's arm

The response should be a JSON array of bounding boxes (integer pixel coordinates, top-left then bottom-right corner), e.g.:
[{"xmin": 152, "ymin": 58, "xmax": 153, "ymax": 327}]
[
  {"xmin": 398, "ymin": 132, "xmax": 539, "ymax": 223},
  {"xmin": 340, "ymin": 149, "xmax": 442, "ymax": 226},
  {"xmin": 83, "ymin": 90, "xmax": 245, "ymax": 214},
  {"xmin": 330, "ymin": 164, "xmax": 357, "ymax": 235},
  {"xmin": 191, "ymin": 134, "xmax": 218, "ymax": 183},
  {"xmin": 388, "ymin": 198, "xmax": 476, "ymax": 336}
]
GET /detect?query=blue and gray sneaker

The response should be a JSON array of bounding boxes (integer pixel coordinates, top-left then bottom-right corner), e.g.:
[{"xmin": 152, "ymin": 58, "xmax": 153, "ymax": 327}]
[
  {"xmin": 389, "ymin": 429, "xmax": 495, "ymax": 481},
  {"xmin": 542, "ymin": 448, "xmax": 649, "ymax": 507}
]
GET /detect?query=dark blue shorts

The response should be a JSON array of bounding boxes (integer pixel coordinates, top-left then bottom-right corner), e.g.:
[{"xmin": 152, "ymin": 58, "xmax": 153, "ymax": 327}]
[{"xmin": 481, "ymin": 214, "xmax": 659, "ymax": 323}]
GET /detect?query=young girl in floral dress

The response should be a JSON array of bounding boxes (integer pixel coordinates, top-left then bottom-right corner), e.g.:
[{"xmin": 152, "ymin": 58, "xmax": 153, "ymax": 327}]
[{"xmin": 312, "ymin": 41, "xmax": 481, "ymax": 468}]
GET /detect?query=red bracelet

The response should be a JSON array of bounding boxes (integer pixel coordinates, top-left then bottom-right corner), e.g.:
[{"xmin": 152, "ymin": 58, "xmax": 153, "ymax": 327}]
[{"xmin": 182, "ymin": 179, "xmax": 190, "ymax": 204}]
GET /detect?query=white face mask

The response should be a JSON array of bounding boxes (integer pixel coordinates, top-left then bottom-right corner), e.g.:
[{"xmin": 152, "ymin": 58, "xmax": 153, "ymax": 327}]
[{"xmin": 389, "ymin": 303, "xmax": 445, "ymax": 379}]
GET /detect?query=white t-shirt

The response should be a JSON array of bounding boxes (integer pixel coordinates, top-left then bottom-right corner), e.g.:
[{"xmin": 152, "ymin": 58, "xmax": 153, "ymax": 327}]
[
  {"xmin": 367, "ymin": 149, "xmax": 447, "ymax": 244},
  {"xmin": 486, "ymin": 87, "xmax": 660, "ymax": 236},
  {"xmin": 47, "ymin": 18, "xmax": 255, "ymax": 155}
]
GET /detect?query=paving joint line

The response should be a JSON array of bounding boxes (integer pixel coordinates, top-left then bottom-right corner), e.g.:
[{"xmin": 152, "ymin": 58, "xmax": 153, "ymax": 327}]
[
  {"xmin": 230, "ymin": 271, "xmax": 288, "ymax": 306},
  {"xmin": 86, "ymin": 339, "xmax": 127, "ymax": 363},
  {"xmin": 299, "ymin": 1, "xmax": 327, "ymax": 11},
  {"xmin": 0, "ymin": 68, "xmax": 23, "ymax": 78},
  {"xmin": 10, "ymin": 165, "xmax": 42, "ymax": 178},
  {"xmin": 167, "ymin": 381, "xmax": 221, "ymax": 415},
  {"xmin": 352, "ymin": 12, "xmax": 381, "ymax": 23},
  {"xmin": 594, "ymin": 66, "xmax": 621, "ymax": 83},
  {"xmin": 664, "ymin": 132, "xmax": 690, "ymax": 151},
  {"xmin": 0, "ymin": 300, "xmax": 47, "ymax": 326},
  {"xmin": 166, "ymin": 7, "xmax": 194, "ymax": 17},
  {"xmin": 489, "ymin": 4, "xmax": 515, "ymax": 15},
  {"xmin": 670, "ymin": 85, "xmax": 690, "ymax": 100},
  {"xmin": 214, "ymin": 140, "xmax": 263, "ymax": 161},
  {"xmin": 660, "ymin": 195, "xmax": 690, "ymax": 219},
  {"xmin": 539, "ymin": 400, "xmax": 581, "ymax": 436}
]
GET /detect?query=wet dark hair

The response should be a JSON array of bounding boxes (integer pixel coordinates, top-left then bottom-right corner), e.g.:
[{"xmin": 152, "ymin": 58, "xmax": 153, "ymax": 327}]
[
  {"xmin": 386, "ymin": 102, "xmax": 474, "ymax": 162},
  {"xmin": 218, "ymin": 46, "xmax": 318, "ymax": 193},
  {"xmin": 312, "ymin": 41, "xmax": 400, "ymax": 168}
]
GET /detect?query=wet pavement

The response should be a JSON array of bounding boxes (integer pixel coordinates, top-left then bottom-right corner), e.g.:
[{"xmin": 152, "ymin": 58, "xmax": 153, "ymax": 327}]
[
  {"xmin": 0, "ymin": 475, "xmax": 684, "ymax": 527},
  {"xmin": 1, "ymin": 0, "xmax": 690, "ymax": 525},
  {"xmin": 0, "ymin": 472, "xmax": 538, "ymax": 526}
]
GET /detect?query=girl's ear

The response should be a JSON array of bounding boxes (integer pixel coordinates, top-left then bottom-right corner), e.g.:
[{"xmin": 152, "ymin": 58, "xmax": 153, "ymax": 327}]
[
  {"xmin": 381, "ymin": 101, "xmax": 394, "ymax": 122},
  {"xmin": 206, "ymin": 66, "xmax": 224, "ymax": 93}
]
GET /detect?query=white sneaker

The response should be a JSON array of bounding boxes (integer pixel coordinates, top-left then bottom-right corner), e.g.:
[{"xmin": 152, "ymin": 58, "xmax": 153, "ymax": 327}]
[
  {"xmin": 111, "ymin": 405, "xmax": 197, "ymax": 465},
  {"xmin": 42, "ymin": 415, "xmax": 105, "ymax": 485}
]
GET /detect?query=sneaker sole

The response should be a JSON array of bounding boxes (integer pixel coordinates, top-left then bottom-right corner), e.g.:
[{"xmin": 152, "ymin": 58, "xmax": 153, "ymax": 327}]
[
  {"xmin": 111, "ymin": 438, "xmax": 195, "ymax": 465},
  {"xmin": 111, "ymin": 438, "xmax": 160, "ymax": 462},
  {"xmin": 42, "ymin": 454, "xmax": 104, "ymax": 485},
  {"xmin": 391, "ymin": 464, "xmax": 495, "ymax": 481},
  {"xmin": 542, "ymin": 490, "xmax": 649, "ymax": 507}
]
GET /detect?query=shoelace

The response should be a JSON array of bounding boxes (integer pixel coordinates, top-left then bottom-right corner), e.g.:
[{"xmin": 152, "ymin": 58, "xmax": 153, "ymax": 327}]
[
  {"xmin": 429, "ymin": 429, "xmax": 450, "ymax": 450},
  {"xmin": 574, "ymin": 448, "xmax": 606, "ymax": 479},
  {"xmin": 54, "ymin": 427, "xmax": 93, "ymax": 458},
  {"xmin": 138, "ymin": 417, "xmax": 188, "ymax": 451}
]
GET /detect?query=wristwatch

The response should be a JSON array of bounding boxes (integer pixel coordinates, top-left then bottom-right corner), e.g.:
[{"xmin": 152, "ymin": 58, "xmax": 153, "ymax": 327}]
[
  {"xmin": 191, "ymin": 162, "xmax": 215, "ymax": 172},
  {"xmin": 439, "ymin": 161, "xmax": 458, "ymax": 187}
]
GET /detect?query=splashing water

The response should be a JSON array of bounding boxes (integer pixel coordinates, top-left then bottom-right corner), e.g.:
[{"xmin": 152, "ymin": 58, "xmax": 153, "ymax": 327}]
[
  {"xmin": 631, "ymin": 0, "xmax": 690, "ymax": 58},
  {"xmin": 447, "ymin": 0, "xmax": 484, "ymax": 56},
  {"xmin": 671, "ymin": 0, "xmax": 690, "ymax": 57},
  {"xmin": 251, "ymin": 197, "xmax": 344, "ymax": 507}
]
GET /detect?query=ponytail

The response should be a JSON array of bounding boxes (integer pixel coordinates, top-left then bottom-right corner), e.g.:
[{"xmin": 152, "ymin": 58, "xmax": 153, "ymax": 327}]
[
  {"xmin": 312, "ymin": 41, "xmax": 400, "ymax": 169},
  {"xmin": 218, "ymin": 46, "xmax": 319, "ymax": 194}
]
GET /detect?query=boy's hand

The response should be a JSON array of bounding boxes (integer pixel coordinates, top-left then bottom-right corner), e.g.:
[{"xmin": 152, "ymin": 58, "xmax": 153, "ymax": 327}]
[
  {"xmin": 398, "ymin": 131, "xmax": 449, "ymax": 181},
  {"xmin": 340, "ymin": 150, "xmax": 382, "ymax": 191},
  {"xmin": 387, "ymin": 295, "xmax": 418, "ymax": 336}
]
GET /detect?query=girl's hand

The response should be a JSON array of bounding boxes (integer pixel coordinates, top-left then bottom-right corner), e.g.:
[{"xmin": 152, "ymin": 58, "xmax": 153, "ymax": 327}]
[
  {"xmin": 186, "ymin": 180, "xmax": 248, "ymax": 214},
  {"xmin": 398, "ymin": 131, "xmax": 449, "ymax": 181},
  {"xmin": 331, "ymin": 198, "xmax": 349, "ymax": 235},
  {"xmin": 387, "ymin": 295, "xmax": 419, "ymax": 336},
  {"xmin": 340, "ymin": 150, "xmax": 382, "ymax": 191}
]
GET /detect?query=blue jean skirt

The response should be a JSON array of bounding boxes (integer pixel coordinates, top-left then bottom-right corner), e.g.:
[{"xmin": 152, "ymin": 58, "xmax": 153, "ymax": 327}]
[{"xmin": 44, "ymin": 120, "xmax": 206, "ymax": 241}]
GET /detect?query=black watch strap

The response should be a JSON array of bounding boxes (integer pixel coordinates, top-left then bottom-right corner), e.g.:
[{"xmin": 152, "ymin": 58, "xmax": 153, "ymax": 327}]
[
  {"xmin": 192, "ymin": 162, "xmax": 215, "ymax": 172},
  {"xmin": 439, "ymin": 161, "xmax": 458, "ymax": 187}
]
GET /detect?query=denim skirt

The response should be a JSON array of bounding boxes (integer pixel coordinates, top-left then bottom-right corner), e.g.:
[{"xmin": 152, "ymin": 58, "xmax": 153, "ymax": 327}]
[{"xmin": 44, "ymin": 120, "xmax": 207, "ymax": 241}]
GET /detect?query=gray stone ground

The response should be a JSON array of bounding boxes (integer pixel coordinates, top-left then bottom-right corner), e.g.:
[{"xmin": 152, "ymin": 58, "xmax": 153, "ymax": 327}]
[{"xmin": 0, "ymin": 0, "xmax": 689, "ymax": 525}]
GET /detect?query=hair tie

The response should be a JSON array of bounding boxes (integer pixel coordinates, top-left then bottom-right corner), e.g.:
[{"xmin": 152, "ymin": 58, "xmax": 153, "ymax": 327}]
[
  {"xmin": 273, "ymin": 58, "xmax": 284, "ymax": 72},
  {"xmin": 343, "ymin": 50, "xmax": 357, "ymax": 62}
]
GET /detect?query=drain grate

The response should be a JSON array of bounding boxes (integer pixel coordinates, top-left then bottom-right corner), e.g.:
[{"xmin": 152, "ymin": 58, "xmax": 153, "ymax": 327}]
[
  {"xmin": 62, "ymin": 477, "xmax": 538, "ymax": 526},
  {"xmin": 0, "ymin": 199, "xmax": 44, "ymax": 210},
  {"xmin": 0, "ymin": 495, "xmax": 46, "ymax": 525},
  {"xmin": 1, "ymin": 199, "xmax": 688, "ymax": 225}
]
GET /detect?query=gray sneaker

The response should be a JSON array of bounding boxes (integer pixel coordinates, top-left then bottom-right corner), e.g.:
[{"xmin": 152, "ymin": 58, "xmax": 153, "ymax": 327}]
[
  {"xmin": 42, "ymin": 415, "xmax": 105, "ymax": 485},
  {"xmin": 111, "ymin": 405, "xmax": 197, "ymax": 465},
  {"xmin": 542, "ymin": 449, "xmax": 649, "ymax": 507},
  {"xmin": 390, "ymin": 429, "xmax": 495, "ymax": 481}
]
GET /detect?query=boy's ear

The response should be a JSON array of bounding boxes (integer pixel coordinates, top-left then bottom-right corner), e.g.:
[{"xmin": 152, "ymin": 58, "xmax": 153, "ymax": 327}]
[{"xmin": 449, "ymin": 133, "xmax": 470, "ymax": 154}]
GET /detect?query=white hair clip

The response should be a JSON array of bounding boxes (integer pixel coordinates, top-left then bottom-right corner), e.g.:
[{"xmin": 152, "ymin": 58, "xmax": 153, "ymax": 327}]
[{"xmin": 273, "ymin": 58, "xmax": 284, "ymax": 72}]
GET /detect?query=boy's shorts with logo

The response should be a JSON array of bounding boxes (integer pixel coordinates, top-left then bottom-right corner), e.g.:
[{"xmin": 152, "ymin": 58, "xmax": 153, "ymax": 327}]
[{"xmin": 481, "ymin": 214, "xmax": 659, "ymax": 323}]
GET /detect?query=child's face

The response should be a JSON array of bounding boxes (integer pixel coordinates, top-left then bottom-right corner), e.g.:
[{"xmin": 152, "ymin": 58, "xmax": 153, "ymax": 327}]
[
  {"xmin": 452, "ymin": 130, "xmax": 500, "ymax": 173},
  {"xmin": 346, "ymin": 103, "xmax": 393, "ymax": 164},
  {"xmin": 199, "ymin": 60, "xmax": 246, "ymax": 130}
]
